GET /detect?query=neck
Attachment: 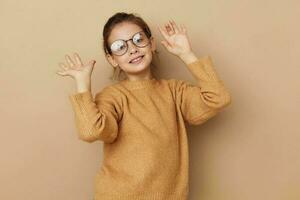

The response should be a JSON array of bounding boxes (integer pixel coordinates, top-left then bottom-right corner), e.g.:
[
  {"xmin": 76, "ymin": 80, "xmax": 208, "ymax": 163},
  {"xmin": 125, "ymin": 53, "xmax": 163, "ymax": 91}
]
[{"xmin": 125, "ymin": 65, "xmax": 153, "ymax": 81}]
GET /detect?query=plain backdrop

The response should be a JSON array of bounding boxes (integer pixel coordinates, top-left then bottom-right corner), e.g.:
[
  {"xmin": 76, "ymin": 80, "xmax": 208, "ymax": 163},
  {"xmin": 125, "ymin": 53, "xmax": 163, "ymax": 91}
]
[{"xmin": 1, "ymin": 0, "xmax": 299, "ymax": 199}]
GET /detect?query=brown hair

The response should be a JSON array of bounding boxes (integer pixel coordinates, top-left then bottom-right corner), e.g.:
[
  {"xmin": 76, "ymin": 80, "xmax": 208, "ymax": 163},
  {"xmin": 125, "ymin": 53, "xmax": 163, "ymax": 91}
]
[{"xmin": 102, "ymin": 12, "xmax": 160, "ymax": 81}]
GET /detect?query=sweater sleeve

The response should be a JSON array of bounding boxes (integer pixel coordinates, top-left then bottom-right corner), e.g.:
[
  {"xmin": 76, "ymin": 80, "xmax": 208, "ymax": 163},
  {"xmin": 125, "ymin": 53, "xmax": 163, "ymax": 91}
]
[
  {"xmin": 174, "ymin": 55, "xmax": 232, "ymax": 125},
  {"xmin": 68, "ymin": 86, "xmax": 122, "ymax": 143}
]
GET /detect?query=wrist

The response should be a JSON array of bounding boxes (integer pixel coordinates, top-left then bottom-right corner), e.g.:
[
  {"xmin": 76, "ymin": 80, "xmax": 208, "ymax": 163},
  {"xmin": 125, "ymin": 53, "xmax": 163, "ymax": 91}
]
[
  {"xmin": 179, "ymin": 51, "xmax": 198, "ymax": 65},
  {"xmin": 76, "ymin": 78, "xmax": 91, "ymax": 93}
]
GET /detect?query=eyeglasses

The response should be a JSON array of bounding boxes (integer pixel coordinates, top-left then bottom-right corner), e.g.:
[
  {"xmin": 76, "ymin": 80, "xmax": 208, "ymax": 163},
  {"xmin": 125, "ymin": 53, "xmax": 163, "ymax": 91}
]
[{"xmin": 109, "ymin": 31, "xmax": 150, "ymax": 56}]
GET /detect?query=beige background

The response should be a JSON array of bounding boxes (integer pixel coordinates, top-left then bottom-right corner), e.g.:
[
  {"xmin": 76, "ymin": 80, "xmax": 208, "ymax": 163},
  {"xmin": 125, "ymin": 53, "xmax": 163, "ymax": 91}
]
[{"xmin": 1, "ymin": 0, "xmax": 299, "ymax": 199}]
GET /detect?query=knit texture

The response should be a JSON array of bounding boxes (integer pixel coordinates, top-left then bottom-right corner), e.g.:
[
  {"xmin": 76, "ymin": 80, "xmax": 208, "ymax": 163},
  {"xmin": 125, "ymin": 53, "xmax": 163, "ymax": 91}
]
[{"xmin": 68, "ymin": 55, "xmax": 232, "ymax": 200}]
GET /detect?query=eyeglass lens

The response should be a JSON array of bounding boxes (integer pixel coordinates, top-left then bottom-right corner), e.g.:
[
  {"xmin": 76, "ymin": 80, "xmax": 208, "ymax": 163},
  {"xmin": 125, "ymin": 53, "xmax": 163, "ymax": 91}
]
[{"xmin": 110, "ymin": 32, "xmax": 149, "ymax": 56}]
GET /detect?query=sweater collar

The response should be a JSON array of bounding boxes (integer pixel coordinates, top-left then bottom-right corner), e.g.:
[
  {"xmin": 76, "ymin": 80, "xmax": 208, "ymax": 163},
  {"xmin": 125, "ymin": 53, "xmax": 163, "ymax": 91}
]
[{"xmin": 119, "ymin": 77, "xmax": 158, "ymax": 89}]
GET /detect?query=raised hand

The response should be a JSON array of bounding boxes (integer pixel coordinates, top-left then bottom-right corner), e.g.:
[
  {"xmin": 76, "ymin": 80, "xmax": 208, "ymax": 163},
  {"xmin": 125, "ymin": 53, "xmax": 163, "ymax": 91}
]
[
  {"xmin": 158, "ymin": 20, "xmax": 193, "ymax": 58},
  {"xmin": 56, "ymin": 52, "xmax": 96, "ymax": 81}
]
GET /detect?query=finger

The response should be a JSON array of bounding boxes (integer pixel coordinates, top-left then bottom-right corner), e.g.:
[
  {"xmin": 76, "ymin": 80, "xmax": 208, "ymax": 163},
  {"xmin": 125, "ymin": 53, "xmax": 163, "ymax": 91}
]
[
  {"xmin": 163, "ymin": 23, "xmax": 171, "ymax": 35},
  {"xmin": 56, "ymin": 70, "xmax": 68, "ymax": 76},
  {"xmin": 164, "ymin": 24, "xmax": 172, "ymax": 37},
  {"xmin": 65, "ymin": 54, "xmax": 75, "ymax": 68},
  {"xmin": 161, "ymin": 40, "xmax": 172, "ymax": 51},
  {"xmin": 88, "ymin": 59, "xmax": 96, "ymax": 66},
  {"xmin": 73, "ymin": 52, "xmax": 83, "ymax": 66},
  {"xmin": 158, "ymin": 26, "xmax": 171, "ymax": 43},
  {"xmin": 168, "ymin": 20, "xmax": 176, "ymax": 33},
  {"xmin": 180, "ymin": 24, "xmax": 187, "ymax": 34},
  {"xmin": 179, "ymin": 24, "xmax": 184, "ymax": 33},
  {"xmin": 165, "ymin": 23, "xmax": 173, "ymax": 35},
  {"xmin": 59, "ymin": 62, "xmax": 68, "ymax": 70},
  {"xmin": 170, "ymin": 20, "xmax": 179, "ymax": 34}
]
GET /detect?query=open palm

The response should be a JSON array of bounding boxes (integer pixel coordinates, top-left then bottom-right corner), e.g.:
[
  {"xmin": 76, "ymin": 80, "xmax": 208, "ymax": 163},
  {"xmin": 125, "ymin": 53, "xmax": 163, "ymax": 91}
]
[
  {"xmin": 56, "ymin": 52, "xmax": 96, "ymax": 81},
  {"xmin": 158, "ymin": 20, "xmax": 193, "ymax": 57}
]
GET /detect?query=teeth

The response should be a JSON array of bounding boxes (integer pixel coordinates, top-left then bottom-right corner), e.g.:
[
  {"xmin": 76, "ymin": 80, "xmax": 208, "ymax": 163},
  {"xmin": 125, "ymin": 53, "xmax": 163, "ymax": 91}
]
[{"xmin": 131, "ymin": 56, "xmax": 143, "ymax": 63}]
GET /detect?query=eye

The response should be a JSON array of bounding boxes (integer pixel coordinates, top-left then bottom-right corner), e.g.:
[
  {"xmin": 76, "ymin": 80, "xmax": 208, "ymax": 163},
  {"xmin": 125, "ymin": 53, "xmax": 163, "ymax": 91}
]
[
  {"xmin": 133, "ymin": 32, "xmax": 144, "ymax": 43},
  {"xmin": 110, "ymin": 40, "xmax": 126, "ymax": 52}
]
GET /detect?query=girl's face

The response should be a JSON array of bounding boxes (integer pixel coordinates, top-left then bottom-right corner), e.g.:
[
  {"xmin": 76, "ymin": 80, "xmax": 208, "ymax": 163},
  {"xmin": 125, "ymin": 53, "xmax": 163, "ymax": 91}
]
[{"xmin": 106, "ymin": 22, "xmax": 156, "ymax": 80}]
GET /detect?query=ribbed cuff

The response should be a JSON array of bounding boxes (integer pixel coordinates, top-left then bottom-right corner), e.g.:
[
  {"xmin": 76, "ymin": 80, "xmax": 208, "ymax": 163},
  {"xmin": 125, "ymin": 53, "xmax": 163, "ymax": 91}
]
[
  {"xmin": 187, "ymin": 55, "xmax": 221, "ymax": 82},
  {"xmin": 94, "ymin": 189, "xmax": 188, "ymax": 200},
  {"xmin": 69, "ymin": 90, "xmax": 93, "ymax": 103}
]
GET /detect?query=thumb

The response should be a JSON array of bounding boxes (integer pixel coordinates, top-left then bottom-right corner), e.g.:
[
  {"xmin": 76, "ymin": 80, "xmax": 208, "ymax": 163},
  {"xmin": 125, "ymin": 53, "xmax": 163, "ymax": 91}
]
[
  {"xmin": 161, "ymin": 41, "xmax": 172, "ymax": 51},
  {"xmin": 56, "ymin": 70, "xmax": 68, "ymax": 76},
  {"xmin": 88, "ymin": 59, "xmax": 96, "ymax": 66}
]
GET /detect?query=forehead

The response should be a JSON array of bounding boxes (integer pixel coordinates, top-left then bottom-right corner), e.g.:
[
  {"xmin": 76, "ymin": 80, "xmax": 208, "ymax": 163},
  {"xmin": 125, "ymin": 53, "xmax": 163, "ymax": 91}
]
[{"xmin": 108, "ymin": 22, "xmax": 143, "ymax": 43}]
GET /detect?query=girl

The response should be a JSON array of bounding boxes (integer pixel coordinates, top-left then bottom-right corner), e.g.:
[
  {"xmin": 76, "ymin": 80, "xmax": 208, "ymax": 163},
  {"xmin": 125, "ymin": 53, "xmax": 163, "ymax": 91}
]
[{"xmin": 56, "ymin": 12, "xmax": 231, "ymax": 200}]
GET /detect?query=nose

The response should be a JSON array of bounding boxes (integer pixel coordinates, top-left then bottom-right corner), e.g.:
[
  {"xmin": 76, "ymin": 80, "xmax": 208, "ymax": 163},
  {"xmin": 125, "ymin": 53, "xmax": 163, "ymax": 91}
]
[{"xmin": 127, "ymin": 40, "xmax": 138, "ymax": 54}]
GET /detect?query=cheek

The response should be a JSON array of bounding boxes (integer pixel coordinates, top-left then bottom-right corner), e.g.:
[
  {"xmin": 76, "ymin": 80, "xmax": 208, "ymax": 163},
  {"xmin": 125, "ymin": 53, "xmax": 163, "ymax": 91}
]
[
  {"xmin": 115, "ymin": 57, "xmax": 128, "ymax": 65},
  {"xmin": 143, "ymin": 47, "xmax": 153, "ymax": 57},
  {"xmin": 145, "ymin": 49, "xmax": 153, "ymax": 61}
]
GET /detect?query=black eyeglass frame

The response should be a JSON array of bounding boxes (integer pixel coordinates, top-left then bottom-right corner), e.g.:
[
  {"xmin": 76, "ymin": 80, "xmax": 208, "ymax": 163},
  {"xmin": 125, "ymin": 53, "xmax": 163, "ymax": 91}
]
[{"xmin": 109, "ymin": 31, "xmax": 151, "ymax": 56}]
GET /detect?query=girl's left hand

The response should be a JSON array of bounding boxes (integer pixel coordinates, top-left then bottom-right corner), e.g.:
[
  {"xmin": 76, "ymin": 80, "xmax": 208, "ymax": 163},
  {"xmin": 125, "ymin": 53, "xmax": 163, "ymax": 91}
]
[{"xmin": 158, "ymin": 20, "xmax": 193, "ymax": 57}]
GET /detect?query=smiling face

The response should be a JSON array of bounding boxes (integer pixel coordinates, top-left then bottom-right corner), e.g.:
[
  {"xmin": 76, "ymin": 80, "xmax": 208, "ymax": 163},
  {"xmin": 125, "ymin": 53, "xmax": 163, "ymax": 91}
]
[{"xmin": 106, "ymin": 22, "xmax": 156, "ymax": 81}]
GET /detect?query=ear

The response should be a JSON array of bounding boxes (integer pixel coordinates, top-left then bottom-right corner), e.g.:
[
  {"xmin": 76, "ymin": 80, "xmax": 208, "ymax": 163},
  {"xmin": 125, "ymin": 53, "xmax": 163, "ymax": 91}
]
[
  {"xmin": 106, "ymin": 53, "xmax": 118, "ymax": 68},
  {"xmin": 149, "ymin": 37, "xmax": 156, "ymax": 52}
]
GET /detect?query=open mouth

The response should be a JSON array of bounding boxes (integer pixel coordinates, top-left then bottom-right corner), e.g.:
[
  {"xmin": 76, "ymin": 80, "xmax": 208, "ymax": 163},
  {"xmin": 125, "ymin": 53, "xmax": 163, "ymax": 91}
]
[{"xmin": 129, "ymin": 55, "xmax": 144, "ymax": 64}]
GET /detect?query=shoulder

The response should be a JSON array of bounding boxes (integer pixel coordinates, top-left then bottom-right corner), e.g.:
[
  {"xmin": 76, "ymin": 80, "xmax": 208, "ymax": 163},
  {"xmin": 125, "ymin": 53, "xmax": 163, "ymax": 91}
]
[
  {"xmin": 165, "ymin": 78, "xmax": 194, "ymax": 90},
  {"xmin": 95, "ymin": 83, "xmax": 123, "ymax": 102},
  {"xmin": 156, "ymin": 79, "xmax": 195, "ymax": 100}
]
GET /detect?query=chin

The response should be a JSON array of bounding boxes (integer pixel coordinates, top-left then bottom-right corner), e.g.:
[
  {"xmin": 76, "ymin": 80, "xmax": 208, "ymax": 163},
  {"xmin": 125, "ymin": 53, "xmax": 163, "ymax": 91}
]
[
  {"xmin": 125, "ymin": 63, "xmax": 150, "ymax": 74},
  {"xmin": 126, "ymin": 58, "xmax": 151, "ymax": 73}
]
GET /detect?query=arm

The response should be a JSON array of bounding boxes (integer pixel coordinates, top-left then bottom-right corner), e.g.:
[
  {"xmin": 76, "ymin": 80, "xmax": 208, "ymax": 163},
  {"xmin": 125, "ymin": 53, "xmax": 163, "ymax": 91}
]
[
  {"xmin": 174, "ymin": 54, "xmax": 231, "ymax": 125},
  {"xmin": 158, "ymin": 20, "xmax": 231, "ymax": 125},
  {"xmin": 56, "ymin": 53, "xmax": 120, "ymax": 143},
  {"xmin": 68, "ymin": 87, "xmax": 121, "ymax": 143}
]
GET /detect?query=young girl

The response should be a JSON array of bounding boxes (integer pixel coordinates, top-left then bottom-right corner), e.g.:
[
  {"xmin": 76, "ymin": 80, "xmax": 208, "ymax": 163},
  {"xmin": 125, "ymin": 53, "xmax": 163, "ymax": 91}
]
[{"xmin": 56, "ymin": 12, "xmax": 231, "ymax": 200}]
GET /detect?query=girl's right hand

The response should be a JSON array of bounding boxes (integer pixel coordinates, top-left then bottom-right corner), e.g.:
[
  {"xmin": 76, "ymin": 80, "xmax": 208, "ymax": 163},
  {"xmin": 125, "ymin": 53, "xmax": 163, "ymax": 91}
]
[{"xmin": 56, "ymin": 52, "xmax": 96, "ymax": 82}]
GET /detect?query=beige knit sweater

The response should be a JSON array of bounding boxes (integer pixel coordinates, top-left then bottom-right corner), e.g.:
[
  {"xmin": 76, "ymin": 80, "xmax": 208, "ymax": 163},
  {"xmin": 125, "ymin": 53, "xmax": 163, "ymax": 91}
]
[{"xmin": 69, "ymin": 55, "xmax": 232, "ymax": 200}]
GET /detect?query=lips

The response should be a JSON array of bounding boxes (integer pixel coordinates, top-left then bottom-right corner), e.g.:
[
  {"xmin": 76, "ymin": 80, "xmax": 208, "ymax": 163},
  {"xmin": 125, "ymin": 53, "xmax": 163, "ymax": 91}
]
[{"xmin": 129, "ymin": 55, "xmax": 144, "ymax": 63}]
